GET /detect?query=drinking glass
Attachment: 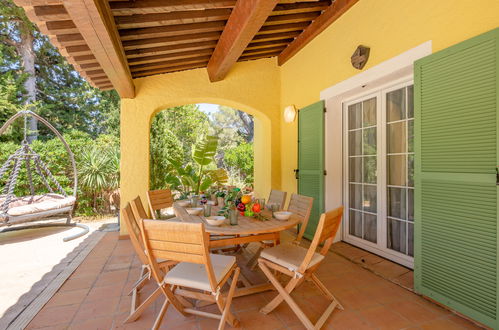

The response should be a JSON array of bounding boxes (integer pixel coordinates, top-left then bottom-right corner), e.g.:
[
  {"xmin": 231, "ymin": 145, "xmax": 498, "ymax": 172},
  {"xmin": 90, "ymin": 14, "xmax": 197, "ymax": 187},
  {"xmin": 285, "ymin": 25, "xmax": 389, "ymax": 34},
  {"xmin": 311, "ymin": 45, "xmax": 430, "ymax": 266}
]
[
  {"xmin": 229, "ymin": 209, "xmax": 239, "ymax": 225},
  {"xmin": 203, "ymin": 204, "xmax": 211, "ymax": 217},
  {"xmin": 190, "ymin": 195, "xmax": 199, "ymax": 207}
]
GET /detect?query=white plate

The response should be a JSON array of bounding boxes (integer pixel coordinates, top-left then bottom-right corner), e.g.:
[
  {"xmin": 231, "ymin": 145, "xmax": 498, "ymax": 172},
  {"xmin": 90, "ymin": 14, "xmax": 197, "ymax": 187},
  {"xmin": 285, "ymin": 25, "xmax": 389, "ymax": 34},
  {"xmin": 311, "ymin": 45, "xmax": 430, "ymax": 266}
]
[
  {"xmin": 186, "ymin": 207, "xmax": 203, "ymax": 215},
  {"xmin": 177, "ymin": 200, "xmax": 190, "ymax": 207},
  {"xmin": 205, "ymin": 216, "xmax": 225, "ymax": 226},
  {"xmin": 273, "ymin": 211, "xmax": 293, "ymax": 221}
]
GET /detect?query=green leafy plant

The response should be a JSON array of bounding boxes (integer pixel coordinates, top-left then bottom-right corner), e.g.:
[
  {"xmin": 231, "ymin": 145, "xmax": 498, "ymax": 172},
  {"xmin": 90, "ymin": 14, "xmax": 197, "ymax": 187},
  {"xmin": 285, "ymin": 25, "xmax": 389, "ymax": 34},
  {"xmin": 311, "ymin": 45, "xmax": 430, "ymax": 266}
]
[{"xmin": 192, "ymin": 135, "xmax": 218, "ymax": 194}]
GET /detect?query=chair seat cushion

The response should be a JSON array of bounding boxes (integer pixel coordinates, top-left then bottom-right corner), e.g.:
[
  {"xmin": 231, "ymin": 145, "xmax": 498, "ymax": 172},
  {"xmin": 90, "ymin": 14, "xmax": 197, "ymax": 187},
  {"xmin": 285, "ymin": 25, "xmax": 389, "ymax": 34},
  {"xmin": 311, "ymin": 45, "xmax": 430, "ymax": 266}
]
[
  {"xmin": 260, "ymin": 243, "xmax": 324, "ymax": 272},
  {"xmin": 164, "ymin": 254, "xmax": 236, "ymax": 292}
]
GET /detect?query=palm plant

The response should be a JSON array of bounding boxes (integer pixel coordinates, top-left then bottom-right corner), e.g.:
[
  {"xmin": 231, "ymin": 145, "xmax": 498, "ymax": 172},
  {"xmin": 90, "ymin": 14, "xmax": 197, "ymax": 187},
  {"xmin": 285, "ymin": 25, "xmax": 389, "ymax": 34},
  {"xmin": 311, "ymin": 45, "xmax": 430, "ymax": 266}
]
[
  {"xmin": 192, "ymin": 135, "xmax": 218, "ymax": 194},
  {"xmin": 78, "ymin": 147, "xmax": 118, "ymax": 211}
]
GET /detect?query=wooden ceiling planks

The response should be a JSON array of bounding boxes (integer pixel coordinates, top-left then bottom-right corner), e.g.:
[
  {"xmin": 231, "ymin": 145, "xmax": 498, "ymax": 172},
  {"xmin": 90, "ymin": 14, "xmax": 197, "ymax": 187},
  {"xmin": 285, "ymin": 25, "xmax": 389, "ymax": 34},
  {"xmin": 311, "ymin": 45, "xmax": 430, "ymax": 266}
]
[{"xmin": 15, "ymin": 0, "xmax": 357, "ymax": 88}]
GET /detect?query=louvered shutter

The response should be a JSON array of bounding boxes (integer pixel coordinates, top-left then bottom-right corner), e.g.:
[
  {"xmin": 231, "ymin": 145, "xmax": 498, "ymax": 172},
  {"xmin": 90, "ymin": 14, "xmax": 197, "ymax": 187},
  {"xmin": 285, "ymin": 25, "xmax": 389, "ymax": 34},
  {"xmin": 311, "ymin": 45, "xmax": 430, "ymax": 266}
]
[
  {"xmin": 298, "ymin": 100, "xmax": 325, "ymax": 239},
  {"xmin": 414, "ymin": 28, "xmax": 498, "ymax": 328}
]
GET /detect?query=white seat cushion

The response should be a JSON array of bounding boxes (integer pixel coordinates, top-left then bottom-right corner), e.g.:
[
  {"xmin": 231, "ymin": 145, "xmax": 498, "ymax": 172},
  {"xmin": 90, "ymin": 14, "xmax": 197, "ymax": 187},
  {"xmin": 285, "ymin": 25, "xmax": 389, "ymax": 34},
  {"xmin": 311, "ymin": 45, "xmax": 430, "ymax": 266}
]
[
  {"xmin": 260, "ymin": 243, "xmax": 324, "ymax": 272},
  {"xmin": 164, "ymin": 254, "xmax": 236, "ymax": 292}
]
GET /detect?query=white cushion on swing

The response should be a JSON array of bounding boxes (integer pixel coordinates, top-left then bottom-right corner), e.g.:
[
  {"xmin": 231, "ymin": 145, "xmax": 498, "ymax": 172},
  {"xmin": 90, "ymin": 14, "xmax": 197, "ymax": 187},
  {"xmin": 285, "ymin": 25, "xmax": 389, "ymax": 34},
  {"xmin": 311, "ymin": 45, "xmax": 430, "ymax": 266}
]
[{"xmin": 1, "ymin": 194, "xmax": 76, "ymax": 217}]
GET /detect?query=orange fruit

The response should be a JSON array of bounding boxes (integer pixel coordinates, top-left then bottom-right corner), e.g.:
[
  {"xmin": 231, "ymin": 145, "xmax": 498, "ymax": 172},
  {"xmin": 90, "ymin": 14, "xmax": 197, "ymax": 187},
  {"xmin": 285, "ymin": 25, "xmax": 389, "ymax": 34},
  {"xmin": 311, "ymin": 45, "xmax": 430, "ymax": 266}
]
[{"xmin": 241, "ymin": 195, "xmax": 252, "ymax": 204}]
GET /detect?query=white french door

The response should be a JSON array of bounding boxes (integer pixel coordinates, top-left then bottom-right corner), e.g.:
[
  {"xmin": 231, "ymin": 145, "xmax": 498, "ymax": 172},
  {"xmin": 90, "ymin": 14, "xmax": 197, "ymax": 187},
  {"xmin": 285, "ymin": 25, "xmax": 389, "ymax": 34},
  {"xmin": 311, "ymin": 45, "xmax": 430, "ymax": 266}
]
[{"xmin": 343, "ymin": 81, "xmax": 414, "ymax": 268}]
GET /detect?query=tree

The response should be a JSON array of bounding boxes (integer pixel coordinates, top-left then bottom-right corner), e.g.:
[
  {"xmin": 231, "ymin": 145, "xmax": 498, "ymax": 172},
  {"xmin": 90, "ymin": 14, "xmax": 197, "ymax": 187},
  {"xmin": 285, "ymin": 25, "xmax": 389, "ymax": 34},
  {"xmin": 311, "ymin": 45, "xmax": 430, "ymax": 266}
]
[
  {"xmin": 0, "ymin": 0, "xmax": 38, "ymax": 141},
  {"xmin": 224, "ymin": 142, "xmax": 254, "ymax": 185}
]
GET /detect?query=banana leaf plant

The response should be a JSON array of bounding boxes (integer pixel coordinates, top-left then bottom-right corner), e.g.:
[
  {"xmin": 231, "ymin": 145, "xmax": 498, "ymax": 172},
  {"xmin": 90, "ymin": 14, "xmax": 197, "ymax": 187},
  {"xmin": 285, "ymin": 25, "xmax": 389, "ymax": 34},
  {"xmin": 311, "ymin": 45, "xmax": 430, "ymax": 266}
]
[{"xmin": 192, "ymin": 135, "xmax": 218, "ymax": 194}]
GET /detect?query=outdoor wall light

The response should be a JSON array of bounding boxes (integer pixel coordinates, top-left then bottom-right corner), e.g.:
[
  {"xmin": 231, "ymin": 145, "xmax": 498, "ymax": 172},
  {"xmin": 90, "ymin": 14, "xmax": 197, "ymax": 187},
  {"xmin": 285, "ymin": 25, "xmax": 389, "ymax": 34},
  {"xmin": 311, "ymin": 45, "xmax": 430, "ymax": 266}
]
[{"xmin": 284, "ymin": 105, "xmax": 297, "ymax": 123}]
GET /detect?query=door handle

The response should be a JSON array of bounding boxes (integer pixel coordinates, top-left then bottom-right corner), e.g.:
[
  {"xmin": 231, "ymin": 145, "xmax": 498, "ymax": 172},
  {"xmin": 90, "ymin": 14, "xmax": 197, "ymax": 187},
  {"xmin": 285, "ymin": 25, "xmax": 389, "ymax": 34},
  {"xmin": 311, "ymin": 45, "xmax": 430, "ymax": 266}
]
[
  {"xmin": 496, "ymin": 167, "xmax": 499, "ymax": 185},
  {"xmin": 294, "ymin": 169, "xmax": 299, "ymax": 180}
]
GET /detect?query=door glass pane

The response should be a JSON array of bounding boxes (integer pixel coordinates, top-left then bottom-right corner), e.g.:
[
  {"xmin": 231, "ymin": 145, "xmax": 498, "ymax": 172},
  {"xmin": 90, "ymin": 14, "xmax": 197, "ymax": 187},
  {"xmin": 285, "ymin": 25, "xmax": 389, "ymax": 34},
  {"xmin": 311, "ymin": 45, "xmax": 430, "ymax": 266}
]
[
  {"xmin": 387, "ymin": 218, "xmax": 406, "ymax": 254},
  {"xmin": 407, "ymin": 85, "xmax": 414, "ymax": 118},
  {"xmin": 408, "ymin": 223, "xmax": 414, "ymax": 257},
  {"xmin": 364, "ymin": 214, "xmax": 377, "ymax": 243},
  {"xmin": 349, "ymin": 184, "xmax": 362, "ymax": 209},
  {"xmin": 407, "ymin": 120, "xmax": 414, "ymax": 153},
  {"xmin": 349, "ymin": 131, "xmax": 362, "ymax": 155},
  {"xmin": 363, "ymin": 185, "xmax": 377, "ymax": 213},
  {"xmin": 408, "ymin": 154, "xmax": 414, "ymax": 187},
  {"xmin": 349, "ymin": 210, "xmax": 362, "ymax": 238},
  {"xmin": 363, "ymin": 156, "xmax": 376, "ymax": 183},
  {"xmin": 363, "ymin": 98, "xmax": 376, "ymax": 126},
  {"xmin": 388, "ymin": 155, "xmax": 406, "ymax": 186},
  {"xmin": 349, "ymin": 158, "xmax": 362, "ymax": 182},
  {"xmin": 408, "ymin": 189, "xmax": 414, "ymax": 221},
  {"xmin": 387, "ymin": 122, "xmax": 406, "ymax": 154},
  {"xmin": 387, "ymin": 88, "xmax": 406, "ymax": 122},
  {"xmin": 363, "ymin": 128, "xmax": 377, "ymax": 155},
  {"xmin": 388, "ymin": 187, "xmax": 406, "ymax": 219},
  {"xmin": 348, "ymin": 103, "xmax": 362, "ymax": 129}
]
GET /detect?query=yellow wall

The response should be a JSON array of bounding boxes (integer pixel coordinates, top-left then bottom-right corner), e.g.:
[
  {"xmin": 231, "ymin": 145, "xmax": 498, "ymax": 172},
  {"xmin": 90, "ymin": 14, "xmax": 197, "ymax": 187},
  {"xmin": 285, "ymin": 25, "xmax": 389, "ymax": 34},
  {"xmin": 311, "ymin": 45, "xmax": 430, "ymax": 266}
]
[
  {"xmin": 120, "ymin": 0, "xmax": 498, "ymax": 234},
  {"xmin": 279, "ymin": 0, "xmax": 499, "ymax": 196},
  {"xmin": 120, "ymin": 58, "xmax": 281, "ymax": 234}
]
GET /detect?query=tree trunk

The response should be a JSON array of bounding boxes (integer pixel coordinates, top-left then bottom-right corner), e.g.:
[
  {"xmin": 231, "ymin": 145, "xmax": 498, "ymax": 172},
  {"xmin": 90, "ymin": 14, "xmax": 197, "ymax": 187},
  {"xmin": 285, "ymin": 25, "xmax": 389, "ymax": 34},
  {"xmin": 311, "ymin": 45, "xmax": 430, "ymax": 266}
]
[{"xmin": 18, "ymin": 29, "xmax": 37, "ymax": 143}]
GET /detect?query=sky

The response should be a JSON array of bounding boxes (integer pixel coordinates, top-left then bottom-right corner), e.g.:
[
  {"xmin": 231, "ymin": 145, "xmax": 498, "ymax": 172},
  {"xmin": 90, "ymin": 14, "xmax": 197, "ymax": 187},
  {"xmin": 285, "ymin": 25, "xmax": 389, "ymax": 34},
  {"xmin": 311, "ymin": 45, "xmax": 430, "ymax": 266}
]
[{"xmin": 197, "ymin": 103, "xmax": 219, "ymax": 115}]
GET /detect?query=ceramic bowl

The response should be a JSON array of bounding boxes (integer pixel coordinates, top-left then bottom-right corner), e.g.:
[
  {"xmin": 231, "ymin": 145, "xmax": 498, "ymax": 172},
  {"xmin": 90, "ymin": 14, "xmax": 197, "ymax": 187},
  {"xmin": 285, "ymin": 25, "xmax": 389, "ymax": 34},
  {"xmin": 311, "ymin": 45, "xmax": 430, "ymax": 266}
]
[
  {"xmin": 205, "ymin": 216, "xmax": 225, "ymax": 226},
  {"xmin": 273, "ymin": 211, "xmax": 293, "ymax": 221},
  {"xmin": 186, "ymin": 207, "xmax": 203, "ymax": 215},
  {"xmin": 177, "ymin": 200, "xmax": 190, "ymax": 207}
]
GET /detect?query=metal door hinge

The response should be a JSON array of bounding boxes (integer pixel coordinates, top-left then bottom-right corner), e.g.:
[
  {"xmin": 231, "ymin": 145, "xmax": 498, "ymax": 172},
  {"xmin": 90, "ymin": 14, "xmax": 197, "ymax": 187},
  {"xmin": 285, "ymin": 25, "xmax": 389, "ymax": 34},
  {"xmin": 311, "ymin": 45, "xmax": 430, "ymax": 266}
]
[
  {"xmin": 294, "ymin": 169, "xmax": 299, "ymax": 180},
  {"xmin": 324, "ymin": 170, "xmax": 327, "ymax": 175}
]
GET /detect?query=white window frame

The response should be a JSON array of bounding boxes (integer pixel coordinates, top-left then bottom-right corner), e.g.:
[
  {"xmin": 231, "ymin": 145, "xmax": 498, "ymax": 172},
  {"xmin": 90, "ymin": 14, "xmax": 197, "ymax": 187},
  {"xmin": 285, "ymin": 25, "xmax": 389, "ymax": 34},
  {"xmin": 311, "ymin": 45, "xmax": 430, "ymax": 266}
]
[{"xmin": 342, "ymin": 79, "xmax": 415, "ymax": 269}]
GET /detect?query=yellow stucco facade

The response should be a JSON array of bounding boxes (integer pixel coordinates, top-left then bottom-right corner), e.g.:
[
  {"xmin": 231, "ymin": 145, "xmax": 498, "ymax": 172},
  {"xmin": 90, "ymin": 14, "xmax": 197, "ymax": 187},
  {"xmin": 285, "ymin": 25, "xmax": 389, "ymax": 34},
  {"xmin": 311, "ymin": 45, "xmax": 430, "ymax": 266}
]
[{"xmin": 120, "ymin": 0, "xmax": 499, "ymax": 235}]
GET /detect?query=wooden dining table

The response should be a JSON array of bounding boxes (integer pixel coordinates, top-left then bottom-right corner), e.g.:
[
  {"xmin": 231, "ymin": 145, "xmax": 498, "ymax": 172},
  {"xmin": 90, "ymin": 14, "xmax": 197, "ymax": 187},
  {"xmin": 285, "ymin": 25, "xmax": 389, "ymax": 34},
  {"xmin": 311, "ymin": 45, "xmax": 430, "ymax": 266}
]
[{"xmin": 172, "ymin": 202, "xmax": 301, "ymax": 297}]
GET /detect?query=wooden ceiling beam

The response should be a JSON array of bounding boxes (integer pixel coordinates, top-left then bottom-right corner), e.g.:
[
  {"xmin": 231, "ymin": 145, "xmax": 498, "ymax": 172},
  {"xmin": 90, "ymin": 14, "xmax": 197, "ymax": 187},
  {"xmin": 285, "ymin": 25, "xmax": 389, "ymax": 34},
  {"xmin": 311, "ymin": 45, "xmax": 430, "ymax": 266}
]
[
  {"xmin": 63, "ymin": 0, "xmax": 135, "ymax": 98},
  {"xmin": 45, "ymin": 20, "xmax": 79, "ymax": 34},
  {"xmin": 128, "ymin": 48, "xmax": 214, "ymax": 65},
  {"xmin": 238, "ymin": 51, "xmax": 281, "ymax": 61},
  {"xmin": 110, "ymin": 0, "xmax": 236, "ymax": 15},
  {"xmin": 246, "ymin": 39, "xmax": 294, "ymax": 50},
  {"xmin": 242, "ymin": 45, "xmax": 287, "ymax": 56},
  {"xmin": 55, "ymin": 33, "xmax": 86, "ymax": 46},
  {"xmin": 257, "ymin": 21, "xmax": 309, "ymax": 34},
  {"xmin": 15, "ymin": 0, "xmax": 62, "ymax": 5},
  {"xmin": 272, "ymin": 1, "xmax": 330, "ymax": 15},
  {"xmin": 33, "ymin": 4, "xmax": 70, "ymax": 20},
  {"xmin": 115, "ymin": 8, "xmax": 232, "ymax": 29},
  {"xmin": 133, "ymin": 62, "xmax": 208, "ymax": 77},
  {"xmin": 125, "ymin": 40, "xmax": 217, "ymax": 58},
  {"xmin": 119, "ymin": 21, "xmax": 226, "ymax": 40},
  {"xmin": 207, "ymin": 0, "xmax": 279, "ymax": 82},
  {"xmin": 130, "ymin": 55, "xmax": 211, "ymax": 72},
  {"xmin": 264, "ymin": 11, "xmax": 321, "ymax": 25},
  {"xmin": 278, "ymin": 0, "xmax": 359, "ymax": 65},
  {"xmin": 123, "ymin": 31, "xmax": 221, "ymax": 50},
  {"xmin": 72, "ymin": 54, "xmax": 97, "ymax": 64},
  {"xmin": 252, "ymin": 30, "xmax": 300, "ymax": 42}
]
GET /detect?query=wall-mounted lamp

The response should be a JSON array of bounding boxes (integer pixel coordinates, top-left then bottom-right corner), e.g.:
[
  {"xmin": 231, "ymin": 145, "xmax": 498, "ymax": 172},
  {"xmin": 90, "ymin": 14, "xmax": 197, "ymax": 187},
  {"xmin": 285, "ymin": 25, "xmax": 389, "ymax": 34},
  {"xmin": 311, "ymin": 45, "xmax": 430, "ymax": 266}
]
[{"xmin": 284, "ymin": 105, "xmax": 297, "ymax": 123}]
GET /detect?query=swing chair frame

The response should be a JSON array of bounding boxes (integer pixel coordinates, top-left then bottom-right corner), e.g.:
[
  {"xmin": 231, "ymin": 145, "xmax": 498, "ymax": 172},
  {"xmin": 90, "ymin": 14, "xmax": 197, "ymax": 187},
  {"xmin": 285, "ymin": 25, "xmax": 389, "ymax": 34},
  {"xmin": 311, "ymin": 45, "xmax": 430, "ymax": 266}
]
[{"xmin": 0, "ymin": 110, "xmax": 88, "ymax": 242}]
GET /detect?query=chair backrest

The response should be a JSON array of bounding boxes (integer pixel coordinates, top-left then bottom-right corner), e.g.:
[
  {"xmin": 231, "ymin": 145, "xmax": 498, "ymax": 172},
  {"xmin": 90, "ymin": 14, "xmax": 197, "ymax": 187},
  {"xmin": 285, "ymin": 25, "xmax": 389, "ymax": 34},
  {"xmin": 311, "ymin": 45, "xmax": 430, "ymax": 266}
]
[
  {"xmin": 122, "ymin": 202, "xmax": 149, "ymax": 265},
  {"xmin": 147, "ymin": 189, "xmax": 173, "ymax": 219},
  {"xmin": 131, "ymin": 195, "xmax": 148, "ymax": 220},
  {"xmin": 287, "ymin": 193, "xmax": 314, "ymax": 242},
  {"xmin": 268, "ymin": 189, "xmax": 287, "ymax": 210},
  {"xmin": 140, "ymin": 219, "xmax": 219, "ymax": 291},
  {"xmin": 173, "ymin": 203, "xmax": 194, "ymax": 222},
  {"xmin": 297, "ymin": 206, "xmax": 343, "ymax": 274}
]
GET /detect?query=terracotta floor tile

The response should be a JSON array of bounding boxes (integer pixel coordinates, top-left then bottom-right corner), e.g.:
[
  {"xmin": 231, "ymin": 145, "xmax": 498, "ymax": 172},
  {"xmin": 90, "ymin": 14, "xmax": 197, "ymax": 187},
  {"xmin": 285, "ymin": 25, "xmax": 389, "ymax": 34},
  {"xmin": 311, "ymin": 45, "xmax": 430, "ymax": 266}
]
[
  {"xmin": 392, "ymin": 270, "xmax": 415, "ymax": 291},
  {"xmin": 446, "ymin": 314, "xmax": 482, "ymax": 329},
  {"xmin": 359, "ymin": 305, "xmax": 412, "ymax": 330},
  {"xmin": 353, "ymin": 253, "xmax": 386, "ymax": 267},
  {"xmin": 85, "ymin": 283, "xmax": 124, "ymax": 302},
  {"xmin": 94, "ymin": 269, "xmax": 129, "ymax": 287},
  {"xmin": 335, "ymin": 288, "xmax": 380, "ymax": 310},
  {"xmin": 69, "ymin": 315, "xmax": 114, "ymax": 330},
  {"xmin": 45, "ymin": 288, "xmax": 89, "ymax": 307},
  {"xmin": 59, "ymin": 275, "xmax": 96, "ymax": 292},
  {"xmin": 237, "ymin": 307, "xmax": 285, "ymax": 330},
  {"xmin": 324, "ymin": 309, "xmax": 375, "ymax": 330},
  {"xmin": 370, "ymin": 260, "xmax": 411, "ymax": 280},
  {"xmin": 72, "ymin": 296, "xmax": 121, "ymax": 322},
  {"xmin": 27, "ymin": 304, "xmax": 79, "ymax": 328},
  {"xmin": 386, "ymin": 300, "xmax": 443, "ymax": 324},
  {"xmin": 420, "ymin": 318, "xmax": 468, "ymax": 329}
]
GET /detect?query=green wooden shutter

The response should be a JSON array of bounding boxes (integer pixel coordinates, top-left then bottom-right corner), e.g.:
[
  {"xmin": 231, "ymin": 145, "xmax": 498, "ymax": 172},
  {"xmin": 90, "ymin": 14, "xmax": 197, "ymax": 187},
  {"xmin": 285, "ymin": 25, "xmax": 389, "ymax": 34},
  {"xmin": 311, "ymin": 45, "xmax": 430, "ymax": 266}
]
[
  {"xmin": 298, "ymin": 100, "xmax": 325, "ymax": 240},
  {"xmin": 414, "ymin": 28, "xmax": 498, "ymax": 328}
]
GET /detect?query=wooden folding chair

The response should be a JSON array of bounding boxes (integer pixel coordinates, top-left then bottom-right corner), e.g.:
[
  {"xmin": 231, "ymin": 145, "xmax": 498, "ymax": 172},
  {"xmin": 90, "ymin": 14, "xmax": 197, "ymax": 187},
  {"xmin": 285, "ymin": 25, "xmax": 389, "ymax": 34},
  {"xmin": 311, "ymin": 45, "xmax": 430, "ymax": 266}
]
[
  {"xmin": 147, "ymin": 189, "xmax": 174, "ymax": 219},
  {"xmin": 140, "ymin": 219, "xmax": 241, "ymax": 330},
  {"xmin": 121, "ymin": 199, "xmax": 176, "ymax": 323},
  {"xmin": 267, "ymin": 189, "xmax": 287, "ymax": 210},
  {"xmin": 247, "ymin": 194, "xmax": 314, "ymax": 269},
  {"xmin": 258, "ymin": 206, "xmax": 344, "ymax": 330}
]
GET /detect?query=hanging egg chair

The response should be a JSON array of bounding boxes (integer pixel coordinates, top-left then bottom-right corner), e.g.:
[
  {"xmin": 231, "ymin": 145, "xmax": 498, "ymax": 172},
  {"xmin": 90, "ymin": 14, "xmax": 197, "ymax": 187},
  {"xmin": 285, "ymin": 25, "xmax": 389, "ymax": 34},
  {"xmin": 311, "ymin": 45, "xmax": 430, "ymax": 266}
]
[{"xmin": 0, "ymin": 110, "xmax": 88, "ymax": 241}]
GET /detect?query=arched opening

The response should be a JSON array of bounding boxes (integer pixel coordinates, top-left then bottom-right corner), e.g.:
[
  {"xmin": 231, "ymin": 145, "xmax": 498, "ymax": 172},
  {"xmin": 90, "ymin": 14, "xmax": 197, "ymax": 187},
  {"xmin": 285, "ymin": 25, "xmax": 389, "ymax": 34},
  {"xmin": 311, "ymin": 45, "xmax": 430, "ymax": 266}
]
[{"xmin": 147, "ymin": 102, "xmax": 271, "ymax": 198}]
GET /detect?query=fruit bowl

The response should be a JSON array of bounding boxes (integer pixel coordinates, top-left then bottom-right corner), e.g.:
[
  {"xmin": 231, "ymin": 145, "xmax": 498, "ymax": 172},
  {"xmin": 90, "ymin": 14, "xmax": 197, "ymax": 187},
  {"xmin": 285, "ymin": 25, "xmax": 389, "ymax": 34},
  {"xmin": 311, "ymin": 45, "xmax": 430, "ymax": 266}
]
[
  {"xmin": 177, "ymin": 200, "xmax": 190, "ymax": 207},
  {"xmin": 186, "ymin": 207, "xmax": 203, "ymax": 215},
  {"xmin": 273, "ymin": 211, "xmax": 293, "ymax": 221},
  {"xmin": 205, "ymin": 216, "xmax": 225, "ymax": 226}
]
